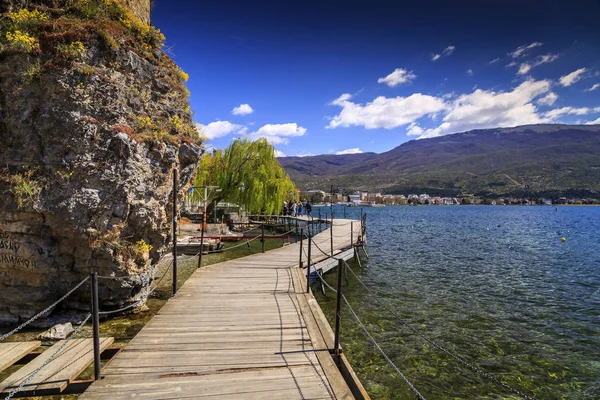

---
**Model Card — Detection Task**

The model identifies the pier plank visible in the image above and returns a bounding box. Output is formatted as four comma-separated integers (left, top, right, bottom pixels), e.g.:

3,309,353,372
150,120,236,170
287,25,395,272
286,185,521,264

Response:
82,218,363,400
0,337,113,395
0,341,41,372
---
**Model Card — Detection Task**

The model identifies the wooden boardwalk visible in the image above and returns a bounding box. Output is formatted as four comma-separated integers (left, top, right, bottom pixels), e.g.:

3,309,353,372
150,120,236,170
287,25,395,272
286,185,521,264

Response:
81,218,364,399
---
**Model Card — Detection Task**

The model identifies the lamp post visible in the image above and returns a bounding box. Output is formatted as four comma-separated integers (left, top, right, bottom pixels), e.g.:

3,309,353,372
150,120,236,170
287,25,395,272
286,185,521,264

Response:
189,185,220,269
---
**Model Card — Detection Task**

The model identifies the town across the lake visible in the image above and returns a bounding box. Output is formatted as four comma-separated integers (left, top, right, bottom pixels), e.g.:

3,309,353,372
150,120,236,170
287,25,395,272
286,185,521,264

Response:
300,189,599,206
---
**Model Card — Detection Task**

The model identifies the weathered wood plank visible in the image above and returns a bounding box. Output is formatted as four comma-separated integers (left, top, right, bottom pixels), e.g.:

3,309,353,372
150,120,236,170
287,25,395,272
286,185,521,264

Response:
81,218,364,399
0,341,41,372
0,337,113,394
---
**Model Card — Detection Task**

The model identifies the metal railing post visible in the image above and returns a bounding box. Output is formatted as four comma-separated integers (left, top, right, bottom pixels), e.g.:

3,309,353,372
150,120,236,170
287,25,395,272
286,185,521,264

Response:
330,219,334,256
261,223,265,253
91,272,101,381
333,259,343,356
197,223,204,269
306,231,312,293
351,221,355,259
172,169,178,296
298,228,303,268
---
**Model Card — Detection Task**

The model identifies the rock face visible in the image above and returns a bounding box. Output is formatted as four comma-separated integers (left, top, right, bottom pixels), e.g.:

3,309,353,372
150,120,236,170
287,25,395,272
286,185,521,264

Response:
0,0,202,326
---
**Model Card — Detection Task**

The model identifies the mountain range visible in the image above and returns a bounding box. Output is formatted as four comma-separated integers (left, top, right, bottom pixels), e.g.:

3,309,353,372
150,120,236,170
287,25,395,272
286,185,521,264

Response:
278,124,600,198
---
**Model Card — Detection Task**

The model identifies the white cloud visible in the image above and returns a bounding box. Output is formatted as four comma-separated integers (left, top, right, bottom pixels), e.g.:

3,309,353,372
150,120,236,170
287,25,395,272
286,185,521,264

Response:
537,92,558,106
327,93,446,130
248,123,307,144
585,117,600,125
377,68,416,87
231,103,254,116
431,45,455,61
406,122,424,136
543,106,595,120
517,53,560,75
509,42,543,58
585,83,600,92
197,121,247,139
274,149,286,157
559,68,587,87
416,79,552,139
489,58,501,64
506,61,518,68
466,69,473,76
336,148,363,155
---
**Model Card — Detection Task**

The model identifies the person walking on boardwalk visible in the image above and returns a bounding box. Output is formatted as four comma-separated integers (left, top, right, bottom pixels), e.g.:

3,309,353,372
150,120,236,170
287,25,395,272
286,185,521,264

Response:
306,201,312,216
291,202,297,217
297,202,302,216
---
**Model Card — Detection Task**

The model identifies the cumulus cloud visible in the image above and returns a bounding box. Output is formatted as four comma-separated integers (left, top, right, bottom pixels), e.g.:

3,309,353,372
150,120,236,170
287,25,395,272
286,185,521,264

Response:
377,68,416,87
543,106,596,120
327,93,446,130
197,121,247,139
559,68,587,87
231,103,254,115
414,79,552,139
431,45,455,61
466,69,474,76
585,83,600,92
585,117,600,125
248,123,307,144
517,53,560,75
336,148,363,155
509,42,543,58
274,149,286,157
537,92,558,106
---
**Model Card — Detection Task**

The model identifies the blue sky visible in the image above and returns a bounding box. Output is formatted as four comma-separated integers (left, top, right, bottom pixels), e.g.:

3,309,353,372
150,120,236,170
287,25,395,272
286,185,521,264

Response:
152,0,600,157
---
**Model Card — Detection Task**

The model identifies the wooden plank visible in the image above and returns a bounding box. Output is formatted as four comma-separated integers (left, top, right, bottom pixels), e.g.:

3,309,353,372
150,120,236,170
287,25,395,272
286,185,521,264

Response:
0,341,41,372
0,337,114,395
81,219,365,399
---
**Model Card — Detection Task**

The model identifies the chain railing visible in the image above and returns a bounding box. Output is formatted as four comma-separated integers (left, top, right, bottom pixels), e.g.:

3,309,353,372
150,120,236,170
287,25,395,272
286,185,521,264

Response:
342,260,535,400
0,276,90,342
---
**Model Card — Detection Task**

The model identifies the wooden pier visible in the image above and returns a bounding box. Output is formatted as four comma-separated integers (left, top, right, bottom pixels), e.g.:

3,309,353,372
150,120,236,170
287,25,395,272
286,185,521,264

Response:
80,217,368,399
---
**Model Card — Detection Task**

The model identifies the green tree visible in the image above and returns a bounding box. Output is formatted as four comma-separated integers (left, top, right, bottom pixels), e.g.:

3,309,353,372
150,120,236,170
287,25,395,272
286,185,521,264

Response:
193,138,296,214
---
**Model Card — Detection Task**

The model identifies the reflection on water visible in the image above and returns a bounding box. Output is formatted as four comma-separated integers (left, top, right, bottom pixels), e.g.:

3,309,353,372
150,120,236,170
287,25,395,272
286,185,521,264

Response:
316,205,600,399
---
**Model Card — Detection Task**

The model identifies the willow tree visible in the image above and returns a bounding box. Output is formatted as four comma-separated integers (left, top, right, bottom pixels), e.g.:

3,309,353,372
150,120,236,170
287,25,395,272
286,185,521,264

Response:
194,138,296,214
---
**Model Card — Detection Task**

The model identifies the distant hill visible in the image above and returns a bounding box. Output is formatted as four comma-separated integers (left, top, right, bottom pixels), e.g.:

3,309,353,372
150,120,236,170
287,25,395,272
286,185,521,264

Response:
278,124,600,198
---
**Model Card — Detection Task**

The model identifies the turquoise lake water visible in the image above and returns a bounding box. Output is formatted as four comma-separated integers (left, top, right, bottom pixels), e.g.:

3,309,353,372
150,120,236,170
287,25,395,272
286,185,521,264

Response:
315,205,600,399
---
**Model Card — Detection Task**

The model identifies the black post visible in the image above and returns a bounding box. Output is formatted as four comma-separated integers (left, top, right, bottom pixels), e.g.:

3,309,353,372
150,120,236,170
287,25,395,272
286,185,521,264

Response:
351,221,355,259
330,218,334,256
298,228,304,268
172,169,178,296
91,272,101,381
333,259,343,356
261,223,265,253
197,223,205,269
306,231,312,293
330,184,333,219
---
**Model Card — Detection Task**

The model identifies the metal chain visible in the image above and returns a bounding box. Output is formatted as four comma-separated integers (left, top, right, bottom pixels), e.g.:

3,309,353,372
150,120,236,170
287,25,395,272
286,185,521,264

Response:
99,259,174,316
341,294,427,400
4,313,91,400
0,277,90,342
343,261,535,400
313,270,425,399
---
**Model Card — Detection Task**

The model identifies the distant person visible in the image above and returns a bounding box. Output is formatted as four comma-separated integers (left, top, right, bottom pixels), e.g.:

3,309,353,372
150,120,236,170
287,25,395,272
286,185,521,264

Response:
282,201,288,216
297,202,303,216
291,202,297,217
306,201,312,216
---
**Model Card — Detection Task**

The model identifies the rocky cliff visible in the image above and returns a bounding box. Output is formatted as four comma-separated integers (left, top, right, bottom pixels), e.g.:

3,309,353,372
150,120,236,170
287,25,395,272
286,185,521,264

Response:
0,0,202,325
